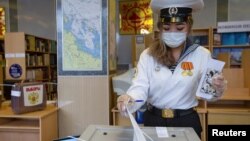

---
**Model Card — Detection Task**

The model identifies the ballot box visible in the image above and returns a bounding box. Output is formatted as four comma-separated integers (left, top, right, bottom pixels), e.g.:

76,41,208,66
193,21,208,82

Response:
79,125,200,141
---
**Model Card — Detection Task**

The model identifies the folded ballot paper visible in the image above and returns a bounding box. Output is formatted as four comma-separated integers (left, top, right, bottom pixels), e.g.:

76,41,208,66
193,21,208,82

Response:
126,105,154,141
196,58,225,100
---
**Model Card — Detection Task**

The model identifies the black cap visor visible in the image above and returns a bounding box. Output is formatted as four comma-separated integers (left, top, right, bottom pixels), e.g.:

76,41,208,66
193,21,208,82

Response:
160,7,192,23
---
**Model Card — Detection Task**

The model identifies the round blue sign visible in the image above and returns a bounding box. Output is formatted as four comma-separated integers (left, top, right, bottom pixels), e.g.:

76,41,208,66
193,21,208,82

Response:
9,64,22,78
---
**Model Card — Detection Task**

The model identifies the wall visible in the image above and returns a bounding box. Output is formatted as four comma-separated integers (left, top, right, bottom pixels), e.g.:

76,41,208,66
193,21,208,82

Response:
116,35,132,66
58,77,109,137
193,0,217,28
16,0,56,40
228,0,250,21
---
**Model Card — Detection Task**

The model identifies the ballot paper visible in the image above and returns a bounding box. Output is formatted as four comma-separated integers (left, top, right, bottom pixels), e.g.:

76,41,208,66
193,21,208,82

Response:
196,58,225,100
156,127,169,138
126,105,153,141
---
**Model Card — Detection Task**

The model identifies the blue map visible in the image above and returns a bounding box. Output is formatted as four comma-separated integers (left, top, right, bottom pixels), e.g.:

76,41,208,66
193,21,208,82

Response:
62,0,102,71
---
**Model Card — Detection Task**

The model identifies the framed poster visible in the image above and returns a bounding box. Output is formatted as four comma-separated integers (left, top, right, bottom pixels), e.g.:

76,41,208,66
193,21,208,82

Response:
109,0,117,72
0,7,6,39
119,0,153,35
57,0,107,75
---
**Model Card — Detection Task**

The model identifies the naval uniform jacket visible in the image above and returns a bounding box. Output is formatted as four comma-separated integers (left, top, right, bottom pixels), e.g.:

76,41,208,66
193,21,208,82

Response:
127,44,216,113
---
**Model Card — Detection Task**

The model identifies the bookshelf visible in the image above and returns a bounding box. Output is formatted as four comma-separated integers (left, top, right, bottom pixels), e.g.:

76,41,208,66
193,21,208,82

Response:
211,28,250,68
4,32,57,100
191,28,212,50
48,41,57,100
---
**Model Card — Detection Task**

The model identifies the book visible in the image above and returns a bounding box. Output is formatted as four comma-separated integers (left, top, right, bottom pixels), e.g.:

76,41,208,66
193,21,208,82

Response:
234,32,248,45
230,48,243,66
213,33,221,45
222,33,235,45
191,35,208,46
248,33,250,45
196,58,225,100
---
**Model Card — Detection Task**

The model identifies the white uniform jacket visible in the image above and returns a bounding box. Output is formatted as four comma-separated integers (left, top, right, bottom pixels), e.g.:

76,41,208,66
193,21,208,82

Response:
127,44,212,113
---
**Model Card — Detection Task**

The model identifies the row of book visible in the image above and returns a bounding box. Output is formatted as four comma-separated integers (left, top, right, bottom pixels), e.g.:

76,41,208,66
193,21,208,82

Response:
214,32,250,46
191,32,250,46
213,48,243,66
50,68,57,81
50,55,57,66
190,35,208,46
46,83,57,100
26,54,50,67
26,68,49,81
50,41,57,53
25,35,57,53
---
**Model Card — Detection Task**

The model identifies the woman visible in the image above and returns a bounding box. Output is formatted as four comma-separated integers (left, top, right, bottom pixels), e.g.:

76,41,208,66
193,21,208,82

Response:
117,0,227,138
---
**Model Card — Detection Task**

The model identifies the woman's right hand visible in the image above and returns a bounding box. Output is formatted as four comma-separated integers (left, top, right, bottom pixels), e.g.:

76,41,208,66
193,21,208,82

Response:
117,94,133,117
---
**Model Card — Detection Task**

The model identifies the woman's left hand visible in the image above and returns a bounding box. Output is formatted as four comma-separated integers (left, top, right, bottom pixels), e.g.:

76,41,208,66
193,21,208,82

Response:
211,73,227,98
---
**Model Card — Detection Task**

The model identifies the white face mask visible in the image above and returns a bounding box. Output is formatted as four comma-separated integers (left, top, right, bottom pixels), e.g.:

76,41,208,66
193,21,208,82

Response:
162,32,187,48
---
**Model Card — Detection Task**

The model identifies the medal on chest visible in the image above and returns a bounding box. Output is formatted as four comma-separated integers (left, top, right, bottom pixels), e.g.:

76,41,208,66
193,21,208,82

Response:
181,62,194,76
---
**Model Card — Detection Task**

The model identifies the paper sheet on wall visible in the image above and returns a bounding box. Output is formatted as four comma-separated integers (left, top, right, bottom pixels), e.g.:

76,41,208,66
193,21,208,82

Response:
126,105,153,141
196,58,225,100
